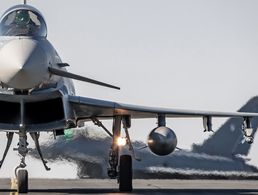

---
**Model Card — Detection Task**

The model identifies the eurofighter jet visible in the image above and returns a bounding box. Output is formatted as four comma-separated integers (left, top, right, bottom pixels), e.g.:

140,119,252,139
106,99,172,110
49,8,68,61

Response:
0,1,257,193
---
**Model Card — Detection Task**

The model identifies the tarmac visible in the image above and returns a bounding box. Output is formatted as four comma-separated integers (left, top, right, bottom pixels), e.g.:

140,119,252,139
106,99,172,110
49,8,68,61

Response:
1,179,258,195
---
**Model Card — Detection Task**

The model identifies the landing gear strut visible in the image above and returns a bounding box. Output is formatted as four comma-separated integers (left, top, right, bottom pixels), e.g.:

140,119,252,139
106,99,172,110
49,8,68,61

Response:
107,116,122,179
30,132,51,171
108,116,133,192
0,132,14,168
92,116,134,192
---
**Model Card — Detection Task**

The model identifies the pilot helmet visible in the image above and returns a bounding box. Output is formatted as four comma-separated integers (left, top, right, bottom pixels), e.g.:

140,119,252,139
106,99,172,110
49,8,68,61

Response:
15,10,30,25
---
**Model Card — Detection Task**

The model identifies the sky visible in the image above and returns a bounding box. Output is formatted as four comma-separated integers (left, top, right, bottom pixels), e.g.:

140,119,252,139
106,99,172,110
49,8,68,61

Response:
1,0,258,177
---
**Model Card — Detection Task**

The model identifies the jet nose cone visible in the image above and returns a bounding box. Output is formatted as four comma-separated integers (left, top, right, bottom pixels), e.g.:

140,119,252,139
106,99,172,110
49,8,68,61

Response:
0,39,49,89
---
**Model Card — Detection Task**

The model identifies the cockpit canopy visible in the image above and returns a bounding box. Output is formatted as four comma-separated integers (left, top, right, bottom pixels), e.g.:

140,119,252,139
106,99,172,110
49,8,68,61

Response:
0,6,47,37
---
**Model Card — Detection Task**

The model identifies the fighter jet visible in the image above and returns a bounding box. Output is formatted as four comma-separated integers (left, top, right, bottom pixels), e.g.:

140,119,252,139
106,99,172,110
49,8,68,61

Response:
0,1,257,193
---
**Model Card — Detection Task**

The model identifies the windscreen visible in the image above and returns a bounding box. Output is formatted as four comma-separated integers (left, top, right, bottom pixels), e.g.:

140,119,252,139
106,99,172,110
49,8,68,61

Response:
0,9,47,37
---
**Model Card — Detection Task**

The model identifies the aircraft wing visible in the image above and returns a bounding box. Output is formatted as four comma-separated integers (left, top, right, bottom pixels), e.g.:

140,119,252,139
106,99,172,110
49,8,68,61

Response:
68,95,258,120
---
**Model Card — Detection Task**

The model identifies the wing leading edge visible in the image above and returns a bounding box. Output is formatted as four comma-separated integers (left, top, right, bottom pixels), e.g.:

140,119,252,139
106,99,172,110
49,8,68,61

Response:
68,95,258,120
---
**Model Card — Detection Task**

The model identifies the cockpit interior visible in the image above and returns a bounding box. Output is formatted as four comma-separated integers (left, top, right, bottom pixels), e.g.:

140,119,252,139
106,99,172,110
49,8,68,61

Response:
0,7,47,37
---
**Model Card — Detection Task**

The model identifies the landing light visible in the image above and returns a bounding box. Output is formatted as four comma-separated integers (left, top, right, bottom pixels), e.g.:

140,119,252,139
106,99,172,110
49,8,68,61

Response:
117,137,127,146
147,139,154,144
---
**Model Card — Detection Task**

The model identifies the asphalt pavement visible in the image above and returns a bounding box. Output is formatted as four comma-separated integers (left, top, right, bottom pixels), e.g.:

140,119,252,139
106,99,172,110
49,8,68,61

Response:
1,179,258,195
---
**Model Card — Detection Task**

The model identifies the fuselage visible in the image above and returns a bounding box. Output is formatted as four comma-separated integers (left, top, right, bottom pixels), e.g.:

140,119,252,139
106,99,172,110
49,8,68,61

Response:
0,4,76,132
0,4,75,94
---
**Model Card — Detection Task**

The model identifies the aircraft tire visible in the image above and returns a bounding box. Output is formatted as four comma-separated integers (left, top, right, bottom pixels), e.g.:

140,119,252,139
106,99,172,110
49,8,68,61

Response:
119,155,132,192
17,169,28,193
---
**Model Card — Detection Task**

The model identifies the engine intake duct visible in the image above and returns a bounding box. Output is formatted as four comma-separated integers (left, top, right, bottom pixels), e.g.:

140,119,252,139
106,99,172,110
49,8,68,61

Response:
24,98,64,124
0,101,20,124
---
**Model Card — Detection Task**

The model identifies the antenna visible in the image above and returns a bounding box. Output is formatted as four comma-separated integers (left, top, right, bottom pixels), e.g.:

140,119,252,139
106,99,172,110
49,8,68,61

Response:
23,0,27,4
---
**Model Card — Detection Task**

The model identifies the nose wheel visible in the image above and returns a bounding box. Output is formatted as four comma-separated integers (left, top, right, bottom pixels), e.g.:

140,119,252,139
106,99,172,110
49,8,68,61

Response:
17,169,28,193
14,156,28,193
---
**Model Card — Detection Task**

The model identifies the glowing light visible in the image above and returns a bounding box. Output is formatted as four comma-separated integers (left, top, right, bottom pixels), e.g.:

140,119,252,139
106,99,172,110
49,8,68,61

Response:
147,139,154,144
117,137,127,146
64,129,73,140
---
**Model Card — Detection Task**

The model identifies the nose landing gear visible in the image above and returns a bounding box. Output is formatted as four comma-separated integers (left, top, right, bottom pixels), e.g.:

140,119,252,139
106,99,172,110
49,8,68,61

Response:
0,131,29,193
15,129,29,193
0,128,50,193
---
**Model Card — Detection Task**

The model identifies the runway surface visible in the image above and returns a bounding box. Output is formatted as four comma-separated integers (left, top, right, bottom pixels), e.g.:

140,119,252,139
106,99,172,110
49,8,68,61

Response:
1,179,258,194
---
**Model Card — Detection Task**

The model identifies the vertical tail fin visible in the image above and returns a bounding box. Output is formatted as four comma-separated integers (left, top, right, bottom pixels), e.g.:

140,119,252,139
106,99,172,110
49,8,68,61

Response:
192,96,258,157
